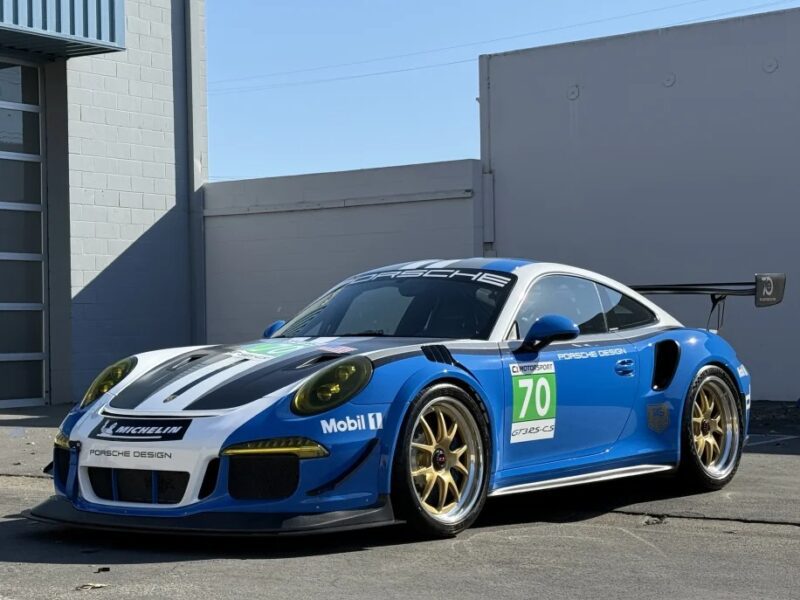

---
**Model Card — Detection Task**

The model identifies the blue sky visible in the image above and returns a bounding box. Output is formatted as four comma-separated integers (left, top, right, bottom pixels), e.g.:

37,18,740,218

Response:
207,0,800,180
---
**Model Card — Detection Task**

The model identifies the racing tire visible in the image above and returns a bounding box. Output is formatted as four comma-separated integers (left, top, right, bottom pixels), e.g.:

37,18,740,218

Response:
677,365,744,491
392,383,491,538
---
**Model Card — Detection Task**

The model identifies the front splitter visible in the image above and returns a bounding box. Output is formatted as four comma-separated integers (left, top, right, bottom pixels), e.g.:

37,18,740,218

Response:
26,495,397,536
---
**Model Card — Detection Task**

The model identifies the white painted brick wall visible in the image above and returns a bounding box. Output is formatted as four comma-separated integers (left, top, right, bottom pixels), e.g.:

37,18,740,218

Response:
67,0,194,399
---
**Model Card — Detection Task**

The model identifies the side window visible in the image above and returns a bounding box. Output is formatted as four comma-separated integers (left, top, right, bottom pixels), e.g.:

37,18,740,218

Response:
597,284,657,331
514,275,607,339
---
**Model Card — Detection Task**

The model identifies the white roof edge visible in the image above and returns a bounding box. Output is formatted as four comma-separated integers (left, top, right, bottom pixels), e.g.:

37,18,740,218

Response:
499,262,683,331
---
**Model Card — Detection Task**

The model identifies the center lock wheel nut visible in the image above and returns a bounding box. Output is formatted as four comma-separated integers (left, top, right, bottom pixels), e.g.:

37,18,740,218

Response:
432,448,447,471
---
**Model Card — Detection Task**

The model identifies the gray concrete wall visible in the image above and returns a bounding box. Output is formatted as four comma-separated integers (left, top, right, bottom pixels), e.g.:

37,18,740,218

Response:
62,0,206,402
204,160,482,344
480,8,799,400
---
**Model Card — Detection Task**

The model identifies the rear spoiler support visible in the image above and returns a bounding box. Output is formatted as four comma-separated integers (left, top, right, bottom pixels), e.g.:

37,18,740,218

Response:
631,273,785,330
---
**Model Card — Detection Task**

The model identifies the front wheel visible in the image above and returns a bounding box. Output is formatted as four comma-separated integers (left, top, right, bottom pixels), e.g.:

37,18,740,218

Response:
677,365,744,490
392,384,490,537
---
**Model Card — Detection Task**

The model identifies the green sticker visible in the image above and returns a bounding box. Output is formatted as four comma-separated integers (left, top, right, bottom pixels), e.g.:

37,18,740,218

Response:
512,373,556,422
509,361,557,443
237,341,313,358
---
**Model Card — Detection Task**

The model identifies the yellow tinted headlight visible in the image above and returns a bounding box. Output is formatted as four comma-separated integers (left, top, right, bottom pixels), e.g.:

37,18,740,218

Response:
292,356,372,416
54,430,70,450
221,437,328,458
80,357,137,408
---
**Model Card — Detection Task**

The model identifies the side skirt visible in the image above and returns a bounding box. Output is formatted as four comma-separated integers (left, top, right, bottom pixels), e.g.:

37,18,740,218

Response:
489,464,676,497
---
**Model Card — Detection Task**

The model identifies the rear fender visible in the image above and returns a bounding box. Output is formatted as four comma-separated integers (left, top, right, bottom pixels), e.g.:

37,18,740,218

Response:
626,329,749,460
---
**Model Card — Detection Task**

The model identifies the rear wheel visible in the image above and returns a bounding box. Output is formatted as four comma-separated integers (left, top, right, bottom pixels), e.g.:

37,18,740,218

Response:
392,384,490,537
678,366,743,490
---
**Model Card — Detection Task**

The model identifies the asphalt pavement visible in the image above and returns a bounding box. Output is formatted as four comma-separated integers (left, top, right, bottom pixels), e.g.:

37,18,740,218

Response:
0,402,797,600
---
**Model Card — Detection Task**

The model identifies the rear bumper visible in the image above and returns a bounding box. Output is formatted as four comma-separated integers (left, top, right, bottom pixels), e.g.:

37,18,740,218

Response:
26,494,396,536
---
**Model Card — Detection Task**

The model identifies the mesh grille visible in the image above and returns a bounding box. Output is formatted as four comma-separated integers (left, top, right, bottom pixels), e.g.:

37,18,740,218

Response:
88,467,189,504
227,455,299,500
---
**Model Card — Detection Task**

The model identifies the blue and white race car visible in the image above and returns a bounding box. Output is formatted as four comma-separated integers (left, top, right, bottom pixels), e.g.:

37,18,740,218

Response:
30,259,785,537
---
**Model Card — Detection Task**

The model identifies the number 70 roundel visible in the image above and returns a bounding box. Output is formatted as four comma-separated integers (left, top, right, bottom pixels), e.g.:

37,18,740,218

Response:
510,362,557,443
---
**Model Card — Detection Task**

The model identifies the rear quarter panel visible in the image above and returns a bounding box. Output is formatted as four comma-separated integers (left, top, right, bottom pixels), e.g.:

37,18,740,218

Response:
618,328,750,462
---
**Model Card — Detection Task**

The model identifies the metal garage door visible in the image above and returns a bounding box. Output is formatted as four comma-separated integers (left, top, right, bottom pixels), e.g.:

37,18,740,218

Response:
0,58,46,408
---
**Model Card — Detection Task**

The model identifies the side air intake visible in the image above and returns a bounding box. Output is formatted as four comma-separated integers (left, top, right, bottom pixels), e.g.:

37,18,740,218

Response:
652,340,680,391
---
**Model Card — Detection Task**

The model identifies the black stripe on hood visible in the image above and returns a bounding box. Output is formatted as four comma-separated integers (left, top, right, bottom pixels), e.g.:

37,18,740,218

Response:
162,358,249,403
110,337,441,412
108,349,235,410
183,337,441,411
184,352,340,410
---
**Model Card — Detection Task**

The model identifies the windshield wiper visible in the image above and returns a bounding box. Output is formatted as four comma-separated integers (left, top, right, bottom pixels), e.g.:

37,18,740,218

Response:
336,330,387,337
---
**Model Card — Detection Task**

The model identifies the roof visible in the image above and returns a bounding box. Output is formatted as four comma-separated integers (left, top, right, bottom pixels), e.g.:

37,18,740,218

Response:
366,258,534,274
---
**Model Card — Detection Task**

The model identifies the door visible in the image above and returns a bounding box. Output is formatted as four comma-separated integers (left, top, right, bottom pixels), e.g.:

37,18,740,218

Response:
0,59,46,408
500,275,638,471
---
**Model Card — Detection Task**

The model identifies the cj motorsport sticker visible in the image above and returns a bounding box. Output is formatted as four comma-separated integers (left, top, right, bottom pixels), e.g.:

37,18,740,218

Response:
510,362,556,443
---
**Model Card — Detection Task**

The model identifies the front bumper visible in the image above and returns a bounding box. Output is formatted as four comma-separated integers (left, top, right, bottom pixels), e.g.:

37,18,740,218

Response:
52,396,394,523
27,494,396,536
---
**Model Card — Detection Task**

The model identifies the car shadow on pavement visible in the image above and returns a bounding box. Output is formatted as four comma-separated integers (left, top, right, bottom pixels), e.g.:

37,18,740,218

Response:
475,473,695,529
0,511,419,564
0,473,705,564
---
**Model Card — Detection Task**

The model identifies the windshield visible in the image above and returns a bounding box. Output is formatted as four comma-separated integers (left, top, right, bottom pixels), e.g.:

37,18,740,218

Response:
277,269,516,340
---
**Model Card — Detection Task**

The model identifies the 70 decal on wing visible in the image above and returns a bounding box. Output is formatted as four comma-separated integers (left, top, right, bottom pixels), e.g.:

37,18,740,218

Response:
510,362,557,443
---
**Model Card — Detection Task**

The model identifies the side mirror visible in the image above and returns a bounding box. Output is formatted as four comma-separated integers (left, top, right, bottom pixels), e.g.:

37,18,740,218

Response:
520,314,579,351
263,320,286,339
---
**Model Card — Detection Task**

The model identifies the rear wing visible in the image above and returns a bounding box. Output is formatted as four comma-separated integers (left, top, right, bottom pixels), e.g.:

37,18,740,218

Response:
631,273,786,329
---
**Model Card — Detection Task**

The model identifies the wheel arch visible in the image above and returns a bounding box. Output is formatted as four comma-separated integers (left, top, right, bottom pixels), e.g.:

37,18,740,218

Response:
706,361,743,395
673,358,745,462
378,367,497,495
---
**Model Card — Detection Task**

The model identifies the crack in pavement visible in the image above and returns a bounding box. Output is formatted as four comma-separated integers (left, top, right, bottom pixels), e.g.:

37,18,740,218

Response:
610,508,800,528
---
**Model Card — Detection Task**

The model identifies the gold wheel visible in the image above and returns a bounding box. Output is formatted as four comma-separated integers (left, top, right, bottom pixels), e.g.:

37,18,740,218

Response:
408,397,484,524
690,375,740,479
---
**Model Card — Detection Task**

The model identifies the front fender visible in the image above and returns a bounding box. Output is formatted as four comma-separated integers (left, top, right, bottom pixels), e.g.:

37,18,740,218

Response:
353,356,498,495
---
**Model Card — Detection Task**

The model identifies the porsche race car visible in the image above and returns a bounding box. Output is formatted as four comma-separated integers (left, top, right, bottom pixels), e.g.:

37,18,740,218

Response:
30,258,786,537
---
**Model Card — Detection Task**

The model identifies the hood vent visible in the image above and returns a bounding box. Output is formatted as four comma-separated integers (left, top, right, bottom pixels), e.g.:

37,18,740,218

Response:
168,352,214,371
421,345,456,366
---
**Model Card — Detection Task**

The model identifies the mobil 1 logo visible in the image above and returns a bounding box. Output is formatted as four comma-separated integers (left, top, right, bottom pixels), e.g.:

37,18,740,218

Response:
509,361,557,443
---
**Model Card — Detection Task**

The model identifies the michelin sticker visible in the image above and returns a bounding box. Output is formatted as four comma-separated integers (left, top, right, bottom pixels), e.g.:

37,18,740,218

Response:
510,362,557,443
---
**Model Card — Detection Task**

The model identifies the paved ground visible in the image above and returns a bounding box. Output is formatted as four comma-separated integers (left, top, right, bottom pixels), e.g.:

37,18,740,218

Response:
0,402,797,600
